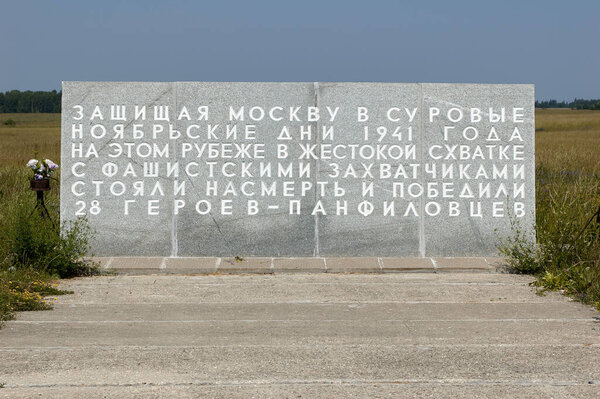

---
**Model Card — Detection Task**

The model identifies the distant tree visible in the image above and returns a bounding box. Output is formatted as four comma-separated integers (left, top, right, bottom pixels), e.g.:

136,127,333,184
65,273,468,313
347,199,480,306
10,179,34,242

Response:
536,98,600,109
0,90,62,113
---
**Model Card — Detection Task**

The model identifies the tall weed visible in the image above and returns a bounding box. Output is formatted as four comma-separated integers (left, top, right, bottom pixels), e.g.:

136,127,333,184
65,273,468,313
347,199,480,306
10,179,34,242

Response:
500,110,600,310
0,166,97,277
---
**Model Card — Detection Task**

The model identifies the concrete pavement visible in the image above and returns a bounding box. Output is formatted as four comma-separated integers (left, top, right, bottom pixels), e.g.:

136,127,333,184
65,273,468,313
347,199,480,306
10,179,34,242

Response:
1,273,599,398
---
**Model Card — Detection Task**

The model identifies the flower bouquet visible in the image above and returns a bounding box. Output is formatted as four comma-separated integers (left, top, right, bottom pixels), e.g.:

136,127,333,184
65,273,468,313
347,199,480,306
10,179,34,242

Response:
27,158,59,191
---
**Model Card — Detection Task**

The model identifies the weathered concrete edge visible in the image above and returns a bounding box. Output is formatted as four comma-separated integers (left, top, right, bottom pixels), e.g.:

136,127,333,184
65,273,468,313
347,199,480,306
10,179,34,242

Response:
88,257,503,274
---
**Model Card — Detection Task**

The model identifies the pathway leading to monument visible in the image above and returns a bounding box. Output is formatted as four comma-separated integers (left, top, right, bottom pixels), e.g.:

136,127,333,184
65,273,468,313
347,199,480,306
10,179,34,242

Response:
1,272,599,398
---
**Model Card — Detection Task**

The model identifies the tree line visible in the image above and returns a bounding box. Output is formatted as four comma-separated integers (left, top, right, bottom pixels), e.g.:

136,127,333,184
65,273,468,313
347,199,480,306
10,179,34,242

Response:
0,90,61,113
536,98,600,110
1,90,599,113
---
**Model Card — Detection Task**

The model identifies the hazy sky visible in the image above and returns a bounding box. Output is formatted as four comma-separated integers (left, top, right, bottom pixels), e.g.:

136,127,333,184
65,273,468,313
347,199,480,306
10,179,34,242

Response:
1,0,598,100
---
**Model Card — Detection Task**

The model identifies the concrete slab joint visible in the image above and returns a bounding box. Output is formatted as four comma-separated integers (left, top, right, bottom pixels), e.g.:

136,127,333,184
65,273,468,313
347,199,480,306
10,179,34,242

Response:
89,256,499,274
2,272,598,397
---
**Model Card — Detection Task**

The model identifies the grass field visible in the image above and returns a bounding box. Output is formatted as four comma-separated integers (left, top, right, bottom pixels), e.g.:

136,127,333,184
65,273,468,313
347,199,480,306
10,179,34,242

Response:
536,109,600,175
0,110,599,318
526,109,600,308
0,113,60,166
0,113,88,325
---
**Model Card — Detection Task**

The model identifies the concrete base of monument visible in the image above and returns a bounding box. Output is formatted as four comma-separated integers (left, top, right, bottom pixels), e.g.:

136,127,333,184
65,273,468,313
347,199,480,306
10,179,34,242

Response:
88,256,505,275
2,273,599,397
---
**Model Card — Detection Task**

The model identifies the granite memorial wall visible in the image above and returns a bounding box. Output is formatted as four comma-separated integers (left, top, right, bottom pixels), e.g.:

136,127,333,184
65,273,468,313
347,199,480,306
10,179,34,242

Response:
60,82,535,257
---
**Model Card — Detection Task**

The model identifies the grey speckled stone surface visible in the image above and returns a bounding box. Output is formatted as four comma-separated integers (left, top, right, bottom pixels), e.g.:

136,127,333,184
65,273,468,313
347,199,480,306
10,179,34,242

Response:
421,84,535,256
316,83,421,256
61,82,534,257
61,82,176,256
175,83,316,256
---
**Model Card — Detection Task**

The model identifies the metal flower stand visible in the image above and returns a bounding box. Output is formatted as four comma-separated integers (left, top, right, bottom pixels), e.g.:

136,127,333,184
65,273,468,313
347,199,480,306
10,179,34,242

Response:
30,178,57,230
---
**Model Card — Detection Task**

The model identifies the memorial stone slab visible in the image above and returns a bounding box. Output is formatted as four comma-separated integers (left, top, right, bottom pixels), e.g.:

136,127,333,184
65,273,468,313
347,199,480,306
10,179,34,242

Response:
61,82,176,256
316,83,421,256
421,84,535,256
174,82,317,256
61,82,535,257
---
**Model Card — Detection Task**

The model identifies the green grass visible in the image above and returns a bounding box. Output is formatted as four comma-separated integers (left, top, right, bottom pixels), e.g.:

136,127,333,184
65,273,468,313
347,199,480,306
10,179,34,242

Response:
500,109,600,309
0,113,97,324
0,268,72,326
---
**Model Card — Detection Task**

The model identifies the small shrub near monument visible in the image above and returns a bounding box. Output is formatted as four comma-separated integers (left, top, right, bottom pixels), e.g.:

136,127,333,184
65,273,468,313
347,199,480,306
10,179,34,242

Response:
499,110,600,310
7,204,97,278
0,162,98,325
1,163,98,277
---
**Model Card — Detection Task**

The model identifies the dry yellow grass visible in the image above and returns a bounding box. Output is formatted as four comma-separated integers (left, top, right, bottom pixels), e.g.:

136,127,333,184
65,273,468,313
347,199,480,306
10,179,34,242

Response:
536,108,600,132
0,113,60,166
529,109,599,308
535,109,600,175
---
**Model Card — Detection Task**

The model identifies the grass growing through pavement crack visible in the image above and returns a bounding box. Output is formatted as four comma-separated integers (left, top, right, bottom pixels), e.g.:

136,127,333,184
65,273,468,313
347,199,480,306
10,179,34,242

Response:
0,268,73,327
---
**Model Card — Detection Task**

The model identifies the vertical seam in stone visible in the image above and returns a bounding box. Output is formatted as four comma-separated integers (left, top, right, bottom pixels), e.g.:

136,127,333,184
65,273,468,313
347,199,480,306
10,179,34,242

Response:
215,257,221,272
105,257,114,269
159,257,167,270
418,83,426,258
171,82,179,257
377,257,383,271
313,82,320,257
430,257,438,273
530,85,537,247
484,257,495,273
